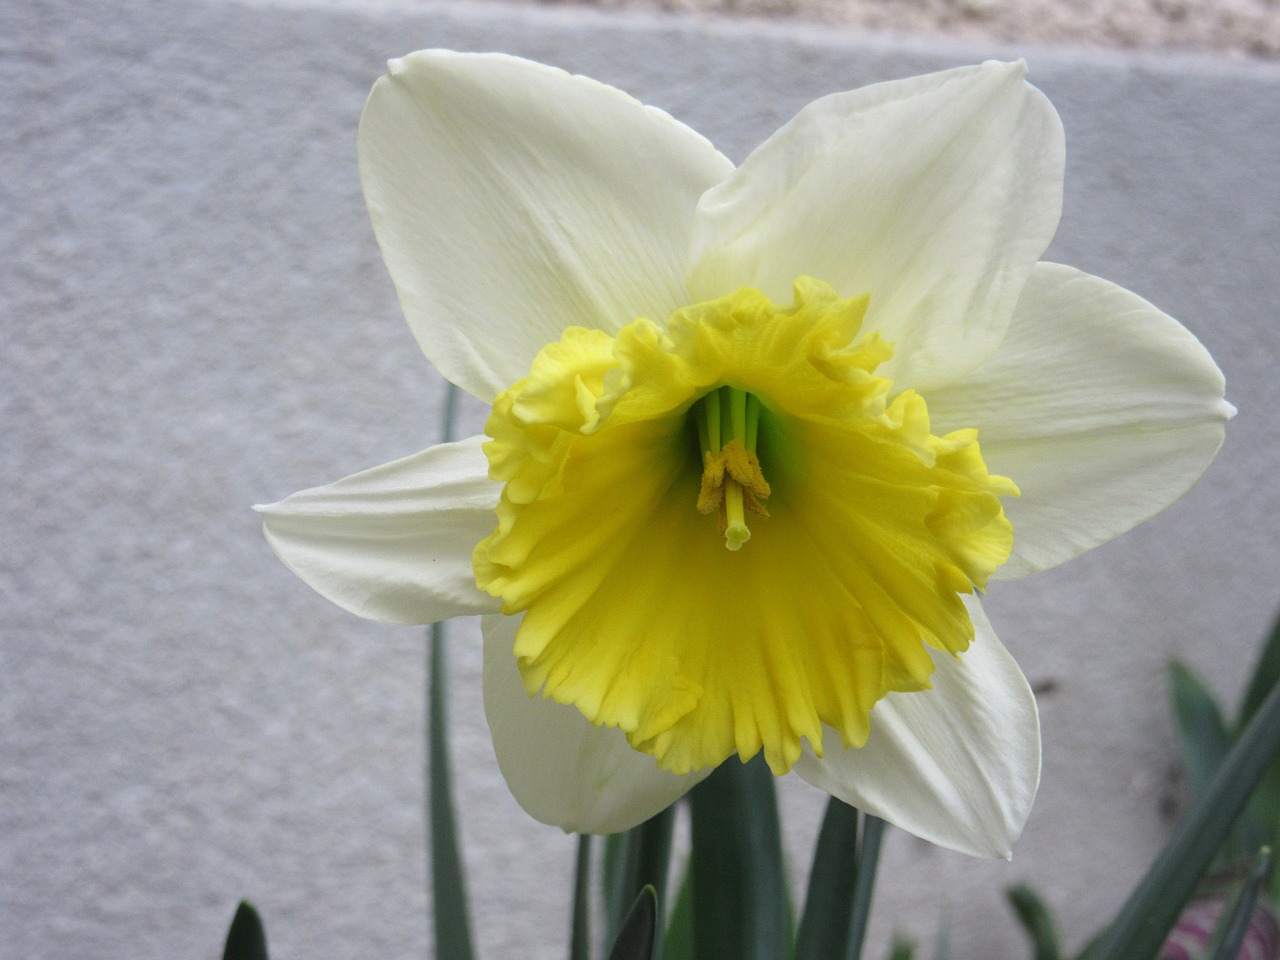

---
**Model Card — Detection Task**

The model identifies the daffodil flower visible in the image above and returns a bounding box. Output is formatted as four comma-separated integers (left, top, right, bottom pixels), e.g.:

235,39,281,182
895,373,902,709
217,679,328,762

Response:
258,52,1232,858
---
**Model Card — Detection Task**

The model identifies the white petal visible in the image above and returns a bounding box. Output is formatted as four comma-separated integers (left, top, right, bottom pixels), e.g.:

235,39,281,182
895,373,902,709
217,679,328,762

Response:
359,51,734,401
482,614,704,834
794,598,1039,859
928,262,1234,581
257,436,501,624
687,61,1063,390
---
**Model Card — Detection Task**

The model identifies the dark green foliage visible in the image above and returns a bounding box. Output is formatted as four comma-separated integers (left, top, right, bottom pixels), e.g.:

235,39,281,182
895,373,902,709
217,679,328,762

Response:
222,901,268,960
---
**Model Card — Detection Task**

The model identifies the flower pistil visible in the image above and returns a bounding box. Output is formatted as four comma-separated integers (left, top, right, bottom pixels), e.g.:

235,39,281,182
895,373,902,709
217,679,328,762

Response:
695,387,772,549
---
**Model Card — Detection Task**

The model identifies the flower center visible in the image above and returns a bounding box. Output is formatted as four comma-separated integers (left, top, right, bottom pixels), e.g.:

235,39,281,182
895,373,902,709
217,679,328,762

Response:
473,277,1018,776
694,387,771,550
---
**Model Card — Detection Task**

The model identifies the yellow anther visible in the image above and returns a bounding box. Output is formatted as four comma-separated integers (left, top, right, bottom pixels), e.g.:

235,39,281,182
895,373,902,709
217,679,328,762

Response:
698,437,771,547
697,450,726,515
721,440,771,502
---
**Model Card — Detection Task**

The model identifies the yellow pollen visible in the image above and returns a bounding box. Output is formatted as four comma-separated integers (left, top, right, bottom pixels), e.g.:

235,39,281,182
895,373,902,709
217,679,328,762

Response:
698,439,771,550
695,388,771,549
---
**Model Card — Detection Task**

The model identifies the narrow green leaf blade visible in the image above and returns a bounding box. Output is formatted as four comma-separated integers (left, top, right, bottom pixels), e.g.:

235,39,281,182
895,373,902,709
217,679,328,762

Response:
846,816,886,960
604,830,629,945
1209,848,1273,960
428,624,476,960
571,834,593,960
1071,932,1102,960
223,901,268,960
795,797,861,960
1169,661,1234,800
1237,606,1280,892
1089,678,1280,960
689,756,791,960
609,886,659,960
1238,606,1280,729
663,866,694,960
1006,885,1062,960
605,806,677,956
634,804,677,949
1254,765,1280,898
888,936,916,960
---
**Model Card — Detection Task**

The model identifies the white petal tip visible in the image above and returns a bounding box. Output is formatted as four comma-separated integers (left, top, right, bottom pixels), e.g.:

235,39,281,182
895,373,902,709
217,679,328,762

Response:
984,58,1028,77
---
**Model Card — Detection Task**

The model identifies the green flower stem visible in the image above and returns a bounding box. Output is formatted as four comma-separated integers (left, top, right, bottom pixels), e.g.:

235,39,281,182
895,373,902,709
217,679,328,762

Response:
428,622,476,960
689,756,790,960
1090,676,1280,960
426,381,476,960
570,834,592,960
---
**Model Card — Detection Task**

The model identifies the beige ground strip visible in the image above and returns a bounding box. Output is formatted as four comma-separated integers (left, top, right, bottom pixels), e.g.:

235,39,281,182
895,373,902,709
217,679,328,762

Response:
527,0,1280,58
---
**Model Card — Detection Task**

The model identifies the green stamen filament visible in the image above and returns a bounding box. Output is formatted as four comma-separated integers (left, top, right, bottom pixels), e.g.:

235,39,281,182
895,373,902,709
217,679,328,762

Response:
729,388,747,445
706,389,722,451
746,393,760,451
696,387,771,550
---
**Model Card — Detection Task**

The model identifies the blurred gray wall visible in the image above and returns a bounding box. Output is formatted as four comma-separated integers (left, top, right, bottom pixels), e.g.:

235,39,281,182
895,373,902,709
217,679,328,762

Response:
4,0,1279,957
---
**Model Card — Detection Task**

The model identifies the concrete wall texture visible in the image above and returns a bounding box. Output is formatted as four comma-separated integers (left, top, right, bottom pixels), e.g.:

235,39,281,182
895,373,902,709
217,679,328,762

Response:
4,0,1279,957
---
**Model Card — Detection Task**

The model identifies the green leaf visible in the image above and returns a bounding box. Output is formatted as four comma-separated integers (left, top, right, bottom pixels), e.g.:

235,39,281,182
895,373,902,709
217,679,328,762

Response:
847,816,886,960
663,864,694,960
428,624,476,960
1006,885,1062,960
605,806,677,957
794,797,861,960
571,834,592,960
609,886,659,960
1208,848,1273,960
1237,607,1280,891
1253,766,1280,899
1168,661,1234,801
888,937,915,960
664,873,694,960
1070,932,1102,960
634,805,677,948
1089,677,1280,960
689,756,791,960
222,901,268,960
1237,606,1280,730
604,831,628,944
